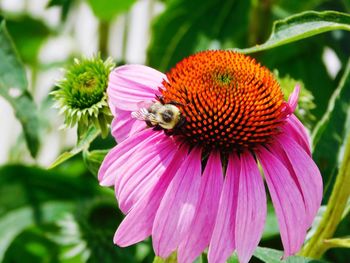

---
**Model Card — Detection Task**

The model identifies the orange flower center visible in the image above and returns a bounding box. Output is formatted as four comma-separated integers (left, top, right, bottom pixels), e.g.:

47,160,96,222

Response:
161,50,285,151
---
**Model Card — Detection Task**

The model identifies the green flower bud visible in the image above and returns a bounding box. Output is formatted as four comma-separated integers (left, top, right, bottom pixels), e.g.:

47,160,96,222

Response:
51,55,115,138
274,70,316,129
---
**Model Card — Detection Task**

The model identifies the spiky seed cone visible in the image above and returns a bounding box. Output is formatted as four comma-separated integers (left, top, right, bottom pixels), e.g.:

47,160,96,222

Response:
51,56,115,138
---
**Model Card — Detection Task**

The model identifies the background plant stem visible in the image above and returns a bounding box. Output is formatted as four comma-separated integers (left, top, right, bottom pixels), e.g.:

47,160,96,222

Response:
248,0,273,46
98,21,110,58
121,13,130,63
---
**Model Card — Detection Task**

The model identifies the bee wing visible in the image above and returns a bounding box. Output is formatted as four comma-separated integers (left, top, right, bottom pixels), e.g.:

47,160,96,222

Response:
131,107,150,121
131,100,157,121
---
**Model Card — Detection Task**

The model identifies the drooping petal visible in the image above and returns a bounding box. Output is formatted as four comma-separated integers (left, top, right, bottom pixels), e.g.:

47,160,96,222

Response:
208,153,239,263
114,147,187,247
98,129,157,183
258,147,307,257
288,84,300,113
111,110,146,142
108,65,165,112
235,151,267,263
177,151,224,263
282,114,311,155
275,134,323,227
116,137,178,213
152,148,202,258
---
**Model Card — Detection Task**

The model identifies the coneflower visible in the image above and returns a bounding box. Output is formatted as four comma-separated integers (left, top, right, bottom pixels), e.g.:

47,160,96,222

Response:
98,50,323,263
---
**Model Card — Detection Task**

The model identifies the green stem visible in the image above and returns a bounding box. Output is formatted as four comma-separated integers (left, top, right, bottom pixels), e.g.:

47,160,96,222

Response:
300,133,350,258
323,237,350,249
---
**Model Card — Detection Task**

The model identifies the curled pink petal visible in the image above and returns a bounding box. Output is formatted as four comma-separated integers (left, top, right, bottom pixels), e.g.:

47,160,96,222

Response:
108,65,165,112
235,151,267,263
152,148,202,258
282,114,311,156
208,153,239,263
285,114,311,155
178,151,224,263
114,147,188,247
258,147,307,257
288,84,300,113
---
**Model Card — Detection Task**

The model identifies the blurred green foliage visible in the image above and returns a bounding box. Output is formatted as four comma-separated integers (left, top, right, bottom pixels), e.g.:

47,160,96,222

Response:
0,0,350,262
0,18,40,157
312,58,350,203
6,16,51,64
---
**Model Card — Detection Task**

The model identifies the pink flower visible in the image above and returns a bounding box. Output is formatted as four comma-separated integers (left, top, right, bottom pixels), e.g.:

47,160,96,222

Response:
98,51,323,263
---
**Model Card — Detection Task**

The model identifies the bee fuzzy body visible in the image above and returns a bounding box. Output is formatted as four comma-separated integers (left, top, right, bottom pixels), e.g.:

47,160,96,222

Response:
132,100,185,131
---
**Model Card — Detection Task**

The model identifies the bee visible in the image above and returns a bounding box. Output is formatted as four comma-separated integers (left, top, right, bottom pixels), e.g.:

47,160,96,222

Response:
131,98,185,130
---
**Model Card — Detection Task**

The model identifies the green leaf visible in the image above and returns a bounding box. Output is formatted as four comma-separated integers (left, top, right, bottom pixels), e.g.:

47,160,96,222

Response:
50,126,100,168
83,149,108,176
0,163,103,261
75,198,139,263
0,18,40,157
3,227,61,263
86,0,136,21
236,11,350,54
147,0,251,71
0,164,98,217
253,247,327,263
0,163,133,262
0,202,75,262
312,57,350,201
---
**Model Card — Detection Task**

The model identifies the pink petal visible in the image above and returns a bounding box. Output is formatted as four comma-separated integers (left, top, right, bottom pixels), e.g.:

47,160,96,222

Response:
99,130,163,187
258,147,307,257
152,148,202,258
276,134,323,227
117,137,178,213
111,110,146,142
288,84,300,113
108,65,165,112
177,151,224,263
235,151,267,263
282,114,311,155
114,147,188,247
208,153,239,263
113,134,172,194
98,129,157,183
